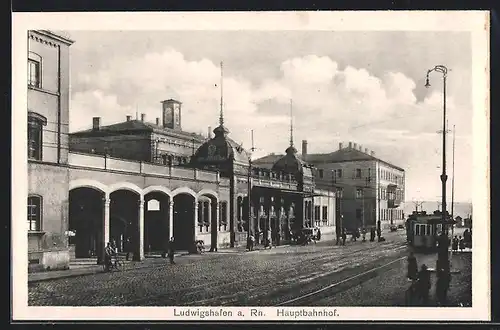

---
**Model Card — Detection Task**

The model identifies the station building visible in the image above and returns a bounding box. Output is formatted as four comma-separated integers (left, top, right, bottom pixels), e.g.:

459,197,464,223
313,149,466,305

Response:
254,140,406,233
27,31,336,272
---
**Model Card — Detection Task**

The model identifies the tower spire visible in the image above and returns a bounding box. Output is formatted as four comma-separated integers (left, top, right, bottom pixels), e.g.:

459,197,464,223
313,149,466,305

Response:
213,61,229,137
285,98,297,155
289,99,294,147
219,61,224,126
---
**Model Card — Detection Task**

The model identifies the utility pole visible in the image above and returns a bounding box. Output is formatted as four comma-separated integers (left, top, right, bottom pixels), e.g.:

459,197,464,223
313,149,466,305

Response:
247,129,256,241
449,125,456,267
413,200,424,213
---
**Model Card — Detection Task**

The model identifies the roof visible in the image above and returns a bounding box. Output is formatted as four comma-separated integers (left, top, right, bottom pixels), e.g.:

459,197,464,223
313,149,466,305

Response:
69,119,206,142
305,147,404,171
254,147,404,171
191,124,250,166
35,30,75,45
252,153,284,168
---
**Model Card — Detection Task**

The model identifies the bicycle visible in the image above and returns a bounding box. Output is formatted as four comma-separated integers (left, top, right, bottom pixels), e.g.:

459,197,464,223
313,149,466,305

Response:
103,254,123,272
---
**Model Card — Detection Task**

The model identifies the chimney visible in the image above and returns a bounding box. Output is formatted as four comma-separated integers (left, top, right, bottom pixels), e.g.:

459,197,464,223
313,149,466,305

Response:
92,117,101,130
156,117,160,126
359,144,362,151
364,148,368,154
141,113,146,122
348,141,352,149
339,142,343,150
302,140,308,158
208,126,212,139
126,115,131,122
353,142,357,150
370,150,375,156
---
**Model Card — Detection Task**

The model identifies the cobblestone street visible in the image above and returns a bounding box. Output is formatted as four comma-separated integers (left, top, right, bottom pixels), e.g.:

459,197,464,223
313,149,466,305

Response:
29,233,416,306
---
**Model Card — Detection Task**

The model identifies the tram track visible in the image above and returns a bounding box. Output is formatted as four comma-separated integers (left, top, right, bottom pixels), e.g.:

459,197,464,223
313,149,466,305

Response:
275,255,406,306
29,240,406,306
126,241,406,306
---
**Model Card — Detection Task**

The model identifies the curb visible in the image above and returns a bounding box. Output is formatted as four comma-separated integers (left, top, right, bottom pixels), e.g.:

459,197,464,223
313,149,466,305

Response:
29,253,190,283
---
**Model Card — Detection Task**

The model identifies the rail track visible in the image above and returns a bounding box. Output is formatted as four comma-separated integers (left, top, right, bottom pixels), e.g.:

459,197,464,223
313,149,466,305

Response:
275,256,406,306
29,240,407,306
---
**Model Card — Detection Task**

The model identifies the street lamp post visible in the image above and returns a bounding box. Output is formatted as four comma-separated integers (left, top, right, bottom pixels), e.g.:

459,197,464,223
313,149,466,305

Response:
425,65,451,290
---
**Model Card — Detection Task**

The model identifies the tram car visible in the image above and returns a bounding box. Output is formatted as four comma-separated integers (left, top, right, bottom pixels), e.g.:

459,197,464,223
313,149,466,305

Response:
405,211,455,250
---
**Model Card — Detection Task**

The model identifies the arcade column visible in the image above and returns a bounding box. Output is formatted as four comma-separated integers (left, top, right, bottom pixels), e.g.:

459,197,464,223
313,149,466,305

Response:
194,200,199,242
216,201,220,230
100,197,110,264
169,200,174,239
134,198,145,261
207,200,212,230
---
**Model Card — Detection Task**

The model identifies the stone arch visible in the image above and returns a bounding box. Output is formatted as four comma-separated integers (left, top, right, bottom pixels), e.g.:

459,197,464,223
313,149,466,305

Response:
172,186,197,199
143,185,173,198
70,179,108,195
197,189,219,201
108,182,143,196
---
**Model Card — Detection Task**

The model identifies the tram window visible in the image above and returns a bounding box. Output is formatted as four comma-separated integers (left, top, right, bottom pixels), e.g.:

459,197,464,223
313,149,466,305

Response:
415,224,420,236
426,225,432,235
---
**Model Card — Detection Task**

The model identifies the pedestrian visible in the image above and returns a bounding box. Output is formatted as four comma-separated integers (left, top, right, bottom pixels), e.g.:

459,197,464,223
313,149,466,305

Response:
377,227,382,242
167,237,176,264
407,251,418,281
436,265,451,306
452,235,458,252
459,236,465,251
463,229,471,249
417,264,431,305
247,233,255,251
370,227,375,242
336,228,341,245
124,237,132,261
361,228,367,242
104,242,113,271
341,228,347,246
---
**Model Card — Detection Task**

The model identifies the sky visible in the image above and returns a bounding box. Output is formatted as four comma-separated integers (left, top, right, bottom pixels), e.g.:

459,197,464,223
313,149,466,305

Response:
64,30,473,203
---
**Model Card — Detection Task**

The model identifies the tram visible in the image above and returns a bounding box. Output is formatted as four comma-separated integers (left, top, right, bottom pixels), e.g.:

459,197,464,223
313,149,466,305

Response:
405,211,455,250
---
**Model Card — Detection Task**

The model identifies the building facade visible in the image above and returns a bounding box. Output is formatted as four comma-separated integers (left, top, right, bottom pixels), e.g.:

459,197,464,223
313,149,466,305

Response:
27,37,336,272
27,30,74,271
254,140,405,233
69,99,207,166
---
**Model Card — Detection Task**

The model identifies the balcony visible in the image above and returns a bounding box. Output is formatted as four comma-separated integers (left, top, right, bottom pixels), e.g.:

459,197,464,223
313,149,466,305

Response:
250,167,298,191
68,151,223,184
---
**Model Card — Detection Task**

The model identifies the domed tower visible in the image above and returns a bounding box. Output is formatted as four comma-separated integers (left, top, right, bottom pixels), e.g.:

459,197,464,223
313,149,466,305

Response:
271,100,314,191
190,62,250,175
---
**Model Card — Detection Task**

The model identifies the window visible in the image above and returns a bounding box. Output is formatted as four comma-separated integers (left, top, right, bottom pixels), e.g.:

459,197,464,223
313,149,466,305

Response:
314,205,321,226
314,206,320,221
356,188,363,199
28,196,42,231
426,225,432,236
28,58,41,88
28,113,46,161
336,188,343,198
356,209,362,219
322,206,328,222
318,169,324,178
337,169,343,178
237,197,244,232
197,201,204,231
356,169,362,178
203,201,210,232
219,201,228,231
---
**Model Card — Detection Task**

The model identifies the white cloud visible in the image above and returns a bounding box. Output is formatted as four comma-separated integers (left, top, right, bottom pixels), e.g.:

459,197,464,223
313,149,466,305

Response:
69,50,472,202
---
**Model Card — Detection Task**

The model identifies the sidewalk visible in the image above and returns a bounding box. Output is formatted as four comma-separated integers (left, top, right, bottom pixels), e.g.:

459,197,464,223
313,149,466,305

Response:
28,251,188,283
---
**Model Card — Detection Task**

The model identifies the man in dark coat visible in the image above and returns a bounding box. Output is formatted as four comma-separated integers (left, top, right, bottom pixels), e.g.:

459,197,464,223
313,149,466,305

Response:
417,264,431,305
370,227,375,242
167,237,175,264
436,263,451,306
407,251,418,280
